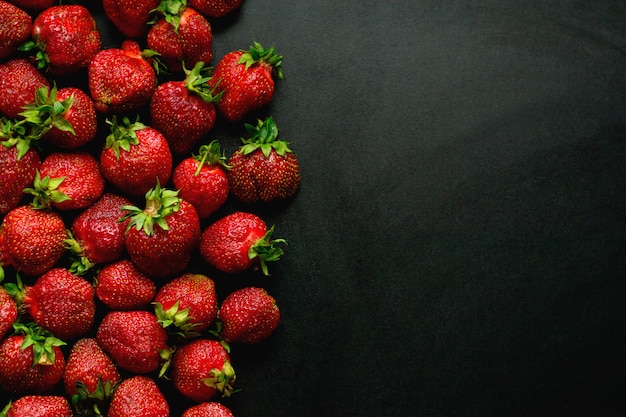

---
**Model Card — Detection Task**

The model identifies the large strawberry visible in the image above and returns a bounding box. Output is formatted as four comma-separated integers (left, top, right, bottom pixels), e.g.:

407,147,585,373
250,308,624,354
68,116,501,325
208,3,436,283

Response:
171,338,235,402
172,140,229,219
0,59,50,119
0,140,40,215
199,211,285,275
0,0,32,61
108,376,169,417
188,0,243,18
43,87,97,149
228,116,300,203
122,183,201,279
99,115,173,197
208,41,283,121
150,61,220,154
0,395,73,417
94,260,156,311
102,0,160,39
218,286,280,344
182,402,235,417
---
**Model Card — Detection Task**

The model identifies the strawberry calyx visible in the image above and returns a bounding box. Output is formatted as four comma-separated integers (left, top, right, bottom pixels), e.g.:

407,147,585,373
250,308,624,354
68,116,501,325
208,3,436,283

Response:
240,116,293,158
65,231,95,276
184,61,222,104
121,181,181,236
193,140,230,176
202,360,236,398
104,116,143,159
154,300,201,338
238,41,284,79
249,225,286,276
23,170,71,210
12,321,66,366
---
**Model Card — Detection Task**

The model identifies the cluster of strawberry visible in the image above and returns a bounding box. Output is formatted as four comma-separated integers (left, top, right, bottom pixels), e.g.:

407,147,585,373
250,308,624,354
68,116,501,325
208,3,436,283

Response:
0,0,300,416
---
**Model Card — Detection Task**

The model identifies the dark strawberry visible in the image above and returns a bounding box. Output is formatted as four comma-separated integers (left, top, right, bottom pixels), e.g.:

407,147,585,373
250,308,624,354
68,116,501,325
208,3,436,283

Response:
199,211,285,275
0,59,50,119
95,260,156,311
0,140,40,215
0,395,72,417
182,402,235,417
108,376,169,417
208,41,283,121
0,282,18,341
99,115,173,197
218,286,280,344
172,338,235,402
150,61,220,154
172,140,229,219
96,310,170,374
43,87,97,149
0,0,32,61
122,183,201,279
188,0,243,18
102,0,161,39
88,40,158,114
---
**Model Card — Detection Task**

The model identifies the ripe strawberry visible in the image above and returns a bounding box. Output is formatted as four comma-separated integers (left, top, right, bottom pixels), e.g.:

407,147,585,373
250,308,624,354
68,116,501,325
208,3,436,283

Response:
102,0,161,39
0,140,40,215
199,211,285,275
95,260,156,310
0,205,67,277
96,310,170,374
188,0,243,18
154,273,218,337
172,140,229,219
99,115,173,197
208,41,283,121
218,286,280,344
0,395,72,417
108,376,169,417
122,183,201,279
0,0,32,61
24,5,101,75
150,61,220,154
182,402,235,417
88,40,158,114
147,4,213,74
228,116,300,203
0,59,50,119
171,338,235,402
43,87,97,149
0,284,18,341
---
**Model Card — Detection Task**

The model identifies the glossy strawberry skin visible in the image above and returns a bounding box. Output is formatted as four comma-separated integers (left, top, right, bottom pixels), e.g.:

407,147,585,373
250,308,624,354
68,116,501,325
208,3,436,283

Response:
0,59,50,119
102,0,160,39
188,0,243,18
44,87,97,149
95,259,156,310
0,287,18,340
4,395,73,417
218,286,280,344
108,376,169,417
63,337,121,397
0,0,32,60
182,402,235,417
0,145,40,215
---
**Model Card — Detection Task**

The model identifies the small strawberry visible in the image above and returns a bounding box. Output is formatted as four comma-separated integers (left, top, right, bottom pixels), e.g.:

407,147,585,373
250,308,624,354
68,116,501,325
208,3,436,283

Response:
43,87,97,149
228,116,300,203
102,0,161,39
218,286,280,344
96,310,170,374
99,115,173,197
0,139,40,215
188,0,243,18
172,140,229,219
108,376,169,417
171,338,235,402
94,260,156,311
153,273,218,337
208,41,283,121
182,402,235,417
0,59,50,119
0,395,72,417
150,61,220,154
88,40,158,114
0,281,18,340
199,211,285,275
122,183,201,279
0,0,32,61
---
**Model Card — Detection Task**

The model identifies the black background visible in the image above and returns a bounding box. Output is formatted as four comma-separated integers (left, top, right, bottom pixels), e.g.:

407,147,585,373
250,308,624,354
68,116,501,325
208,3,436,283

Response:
4,0,626,416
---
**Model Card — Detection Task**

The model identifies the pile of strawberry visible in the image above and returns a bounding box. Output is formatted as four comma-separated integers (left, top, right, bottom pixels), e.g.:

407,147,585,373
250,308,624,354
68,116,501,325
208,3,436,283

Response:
0,0,301,415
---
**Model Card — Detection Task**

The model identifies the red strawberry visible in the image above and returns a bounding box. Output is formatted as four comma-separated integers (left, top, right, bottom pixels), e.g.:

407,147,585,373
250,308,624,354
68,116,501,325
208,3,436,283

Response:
228,116,300,203
0,395,72,417
0,59,50,119
218,286,280,344
122,183,201,279
0,284,18,341
150,61,220,154
25,5,101,75
100,115,173,197
0,140,40,215
147,4,213,74
208,41,283,121
88,40,158,114
188,0,243,18
108,376,169,417
172,140,229,219
0,0,32,61
171,338,235,402
154,273,218,337
199,211,285,275
95,260,156,310
96,310,170,374
43,87,97,149
0,205,67,277
182,402,235,417
102,0,161,39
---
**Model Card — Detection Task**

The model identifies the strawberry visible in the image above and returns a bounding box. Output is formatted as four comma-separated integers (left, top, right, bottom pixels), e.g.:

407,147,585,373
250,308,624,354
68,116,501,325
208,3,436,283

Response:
0,205,67,277
94,259,156,310
188,0,243,18
0,59,50,119
24,5,101,75
99,115,173,197
0,140,40,215
0,395,72,417
88,40,158,114
43,87,97,149
153,273,218,337
150,61,220,154
172,140,229,219
208,41,283,121
0,283,18,341
102,0,161,39
228,116,300,203
0,323,66,394
182,402,235,417
0,0,32,61
199,211,285,275
147,4,213,74
218,286,280,344
96,310,170,374
122,183,201,279
108,376,169,417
